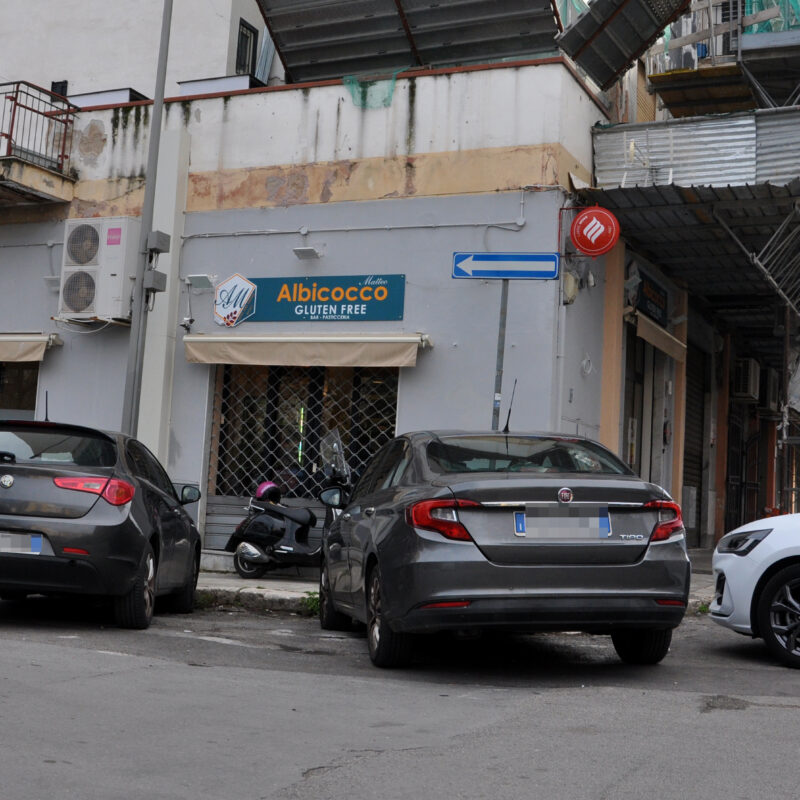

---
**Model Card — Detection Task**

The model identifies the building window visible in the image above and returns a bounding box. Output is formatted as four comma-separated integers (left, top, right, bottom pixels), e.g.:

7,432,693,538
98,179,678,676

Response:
0,362,38,419
235,20,258,76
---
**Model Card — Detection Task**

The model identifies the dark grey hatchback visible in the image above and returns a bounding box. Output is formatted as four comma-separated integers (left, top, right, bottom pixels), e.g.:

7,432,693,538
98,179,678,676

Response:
318,431,691,667
0,421,201,628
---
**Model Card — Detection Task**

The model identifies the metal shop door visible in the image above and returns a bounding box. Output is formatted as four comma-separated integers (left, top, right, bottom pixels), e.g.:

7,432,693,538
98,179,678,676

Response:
682,344,707,547
203,364,399,549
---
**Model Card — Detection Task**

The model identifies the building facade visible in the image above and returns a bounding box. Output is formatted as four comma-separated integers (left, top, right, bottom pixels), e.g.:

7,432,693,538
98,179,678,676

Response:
2,0,797,551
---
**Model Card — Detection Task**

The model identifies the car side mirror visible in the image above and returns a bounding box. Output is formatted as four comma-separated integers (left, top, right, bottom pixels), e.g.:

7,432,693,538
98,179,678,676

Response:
180,485,201,505
319,486,346,508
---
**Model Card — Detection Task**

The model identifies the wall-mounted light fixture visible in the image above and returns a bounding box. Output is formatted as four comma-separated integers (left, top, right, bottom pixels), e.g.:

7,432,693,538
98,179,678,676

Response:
185,274,216,290
292,245,324,260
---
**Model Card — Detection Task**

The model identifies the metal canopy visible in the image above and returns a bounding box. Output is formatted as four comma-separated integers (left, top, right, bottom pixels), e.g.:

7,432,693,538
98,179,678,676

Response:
556,0,691,90
577,181,800,367
256,0,562,83
648,64,756,118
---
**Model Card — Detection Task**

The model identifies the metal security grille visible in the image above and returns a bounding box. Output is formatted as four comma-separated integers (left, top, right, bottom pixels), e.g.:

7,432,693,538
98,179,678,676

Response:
208,364,399,500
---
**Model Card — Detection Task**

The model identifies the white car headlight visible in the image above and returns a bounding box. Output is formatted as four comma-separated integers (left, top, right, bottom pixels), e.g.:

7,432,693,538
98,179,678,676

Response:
716,528,772,557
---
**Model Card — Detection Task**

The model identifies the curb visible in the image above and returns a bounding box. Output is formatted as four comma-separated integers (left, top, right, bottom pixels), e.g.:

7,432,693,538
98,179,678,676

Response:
195,586,312,615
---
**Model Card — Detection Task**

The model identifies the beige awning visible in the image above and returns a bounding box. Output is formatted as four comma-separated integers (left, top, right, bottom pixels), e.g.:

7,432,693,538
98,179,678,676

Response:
183,333,432,368
635,313,686,363
0,333,63,362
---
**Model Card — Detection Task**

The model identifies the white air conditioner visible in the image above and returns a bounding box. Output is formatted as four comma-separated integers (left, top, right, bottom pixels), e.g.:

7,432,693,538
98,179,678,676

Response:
733,358,760,402
58,217,140,320
761,368,780,413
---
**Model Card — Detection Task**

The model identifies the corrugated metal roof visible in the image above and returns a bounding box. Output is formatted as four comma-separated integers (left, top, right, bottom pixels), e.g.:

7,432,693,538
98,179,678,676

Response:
593,107,800,190
557,0,691,90
756,111,800,185
556,0,691,90
594,114,756,188
578,181,800,367
256,0,561,83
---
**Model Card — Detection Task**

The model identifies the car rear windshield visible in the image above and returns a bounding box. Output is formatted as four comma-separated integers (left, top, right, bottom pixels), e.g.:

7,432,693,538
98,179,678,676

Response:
426,435,631,476
0,426,116,467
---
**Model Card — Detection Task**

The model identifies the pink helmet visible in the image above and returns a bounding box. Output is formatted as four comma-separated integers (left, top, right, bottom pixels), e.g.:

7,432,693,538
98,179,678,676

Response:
255,480,281,502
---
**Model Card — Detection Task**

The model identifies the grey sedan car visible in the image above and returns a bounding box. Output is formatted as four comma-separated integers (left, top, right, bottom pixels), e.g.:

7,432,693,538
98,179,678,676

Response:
0,420,201,628
318,431,690,667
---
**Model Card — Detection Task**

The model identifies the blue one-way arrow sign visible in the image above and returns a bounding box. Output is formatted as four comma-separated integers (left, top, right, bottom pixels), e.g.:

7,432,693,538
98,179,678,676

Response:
452,252,559,280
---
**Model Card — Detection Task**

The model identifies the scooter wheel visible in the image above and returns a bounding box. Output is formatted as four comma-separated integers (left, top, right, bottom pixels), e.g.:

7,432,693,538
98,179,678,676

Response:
233,551,269,579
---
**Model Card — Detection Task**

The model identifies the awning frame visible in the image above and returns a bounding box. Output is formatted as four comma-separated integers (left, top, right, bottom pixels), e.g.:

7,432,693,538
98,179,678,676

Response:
183,332,432,368
0,333,63,362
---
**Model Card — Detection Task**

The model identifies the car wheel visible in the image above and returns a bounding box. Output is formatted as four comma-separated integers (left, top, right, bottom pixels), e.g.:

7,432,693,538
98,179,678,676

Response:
233,550,268,579
114,542,156,630
169,550,199,614
611,628,672,665
756,564,800,669
366,565,411,668
319,558,350,631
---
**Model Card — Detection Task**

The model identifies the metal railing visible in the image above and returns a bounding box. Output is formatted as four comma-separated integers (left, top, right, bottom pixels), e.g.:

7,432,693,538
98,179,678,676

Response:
0,81,78,174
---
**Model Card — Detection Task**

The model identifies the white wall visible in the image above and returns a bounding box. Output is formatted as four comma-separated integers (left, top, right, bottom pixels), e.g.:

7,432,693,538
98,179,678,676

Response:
0,0,264,97
71,63,602,182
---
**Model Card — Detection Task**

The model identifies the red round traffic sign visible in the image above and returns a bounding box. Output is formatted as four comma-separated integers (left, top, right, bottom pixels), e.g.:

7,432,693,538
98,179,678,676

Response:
570,206,620,257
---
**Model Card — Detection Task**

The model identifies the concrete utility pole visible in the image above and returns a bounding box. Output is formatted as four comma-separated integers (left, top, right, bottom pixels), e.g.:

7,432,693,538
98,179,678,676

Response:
121,0,174,437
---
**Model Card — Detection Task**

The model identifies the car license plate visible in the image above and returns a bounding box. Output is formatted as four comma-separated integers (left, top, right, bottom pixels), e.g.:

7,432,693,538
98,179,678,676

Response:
0,532,44,554
514,508,612,539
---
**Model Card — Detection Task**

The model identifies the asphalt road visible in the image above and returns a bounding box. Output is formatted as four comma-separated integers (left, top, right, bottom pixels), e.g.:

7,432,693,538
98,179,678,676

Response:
1,597,797,800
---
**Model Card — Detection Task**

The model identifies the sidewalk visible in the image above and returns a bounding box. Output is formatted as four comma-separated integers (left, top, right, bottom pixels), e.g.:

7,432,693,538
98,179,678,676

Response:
195,548,716,616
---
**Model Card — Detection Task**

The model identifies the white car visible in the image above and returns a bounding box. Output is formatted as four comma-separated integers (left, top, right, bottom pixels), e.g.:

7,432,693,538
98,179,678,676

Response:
710,514,800,668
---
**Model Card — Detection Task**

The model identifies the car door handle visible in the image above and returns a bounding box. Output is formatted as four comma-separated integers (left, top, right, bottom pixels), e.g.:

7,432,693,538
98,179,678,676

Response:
364,507,375,516
341,512,351,521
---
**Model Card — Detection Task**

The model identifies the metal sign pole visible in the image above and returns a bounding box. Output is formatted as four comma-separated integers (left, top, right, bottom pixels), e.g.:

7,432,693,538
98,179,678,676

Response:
121,0,173,437
492,279,509,430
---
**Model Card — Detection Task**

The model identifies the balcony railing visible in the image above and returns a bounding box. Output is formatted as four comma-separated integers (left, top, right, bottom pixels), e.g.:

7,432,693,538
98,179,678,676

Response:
0,81,78,175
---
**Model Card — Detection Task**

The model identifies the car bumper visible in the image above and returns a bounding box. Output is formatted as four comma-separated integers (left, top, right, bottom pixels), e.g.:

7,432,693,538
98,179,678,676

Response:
0,510,143,597
708,550,761,635
381,534,691,634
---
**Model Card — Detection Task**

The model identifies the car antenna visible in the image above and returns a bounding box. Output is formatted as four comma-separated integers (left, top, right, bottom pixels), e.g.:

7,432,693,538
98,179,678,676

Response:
44,391,50,422
502,379,517,434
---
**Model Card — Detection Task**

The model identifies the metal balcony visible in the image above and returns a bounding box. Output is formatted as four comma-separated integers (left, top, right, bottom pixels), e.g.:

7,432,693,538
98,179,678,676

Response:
0,81,78,206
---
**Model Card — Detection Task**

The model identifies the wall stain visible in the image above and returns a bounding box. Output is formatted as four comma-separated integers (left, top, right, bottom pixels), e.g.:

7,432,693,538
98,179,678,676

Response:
76,120,107,167
406,78,416,155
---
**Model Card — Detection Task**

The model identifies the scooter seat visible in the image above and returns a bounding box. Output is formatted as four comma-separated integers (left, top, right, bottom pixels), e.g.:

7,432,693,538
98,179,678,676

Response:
279,505,317,527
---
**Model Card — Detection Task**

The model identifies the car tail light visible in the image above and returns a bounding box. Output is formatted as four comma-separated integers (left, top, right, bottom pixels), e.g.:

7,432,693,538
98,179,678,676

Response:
645,500,683,542
406,498,481,541
656,599,686,607
53,476,135,506
420,601,472,609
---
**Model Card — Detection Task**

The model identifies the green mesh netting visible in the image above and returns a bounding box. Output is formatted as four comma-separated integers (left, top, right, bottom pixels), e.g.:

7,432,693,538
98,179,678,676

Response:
343,68,405,109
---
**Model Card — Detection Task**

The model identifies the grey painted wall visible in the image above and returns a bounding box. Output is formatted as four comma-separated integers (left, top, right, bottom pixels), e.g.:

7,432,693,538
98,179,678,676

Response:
166,191,607,493
0,191,610,526
0,221,129,431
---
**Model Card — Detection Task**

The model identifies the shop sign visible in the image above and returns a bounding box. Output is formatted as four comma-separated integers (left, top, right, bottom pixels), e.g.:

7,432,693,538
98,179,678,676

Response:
214,273,257,327
635,271,669,327
570,207,620,257
246,274,405,322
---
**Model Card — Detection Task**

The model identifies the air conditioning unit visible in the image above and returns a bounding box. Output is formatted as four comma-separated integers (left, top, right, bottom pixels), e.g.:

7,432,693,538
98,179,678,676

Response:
733,358,760,402
58,217,140,320
760,367,780,413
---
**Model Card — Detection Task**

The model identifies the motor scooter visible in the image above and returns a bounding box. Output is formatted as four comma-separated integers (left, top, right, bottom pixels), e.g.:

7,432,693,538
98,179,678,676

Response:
224,480,320,578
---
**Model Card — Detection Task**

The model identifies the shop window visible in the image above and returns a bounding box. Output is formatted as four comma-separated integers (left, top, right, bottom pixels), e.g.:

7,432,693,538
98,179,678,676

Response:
208,365,399,499
0,361,38,420
235,20,258,76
